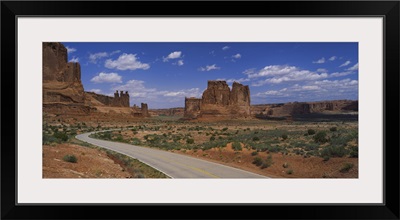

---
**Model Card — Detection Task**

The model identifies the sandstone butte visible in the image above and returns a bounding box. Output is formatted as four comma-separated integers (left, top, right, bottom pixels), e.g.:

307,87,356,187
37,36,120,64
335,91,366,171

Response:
42,42,149,117
184,80,251,119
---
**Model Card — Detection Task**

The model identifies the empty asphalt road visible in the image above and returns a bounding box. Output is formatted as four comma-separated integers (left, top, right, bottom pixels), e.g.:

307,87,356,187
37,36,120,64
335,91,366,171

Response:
76,131,266,178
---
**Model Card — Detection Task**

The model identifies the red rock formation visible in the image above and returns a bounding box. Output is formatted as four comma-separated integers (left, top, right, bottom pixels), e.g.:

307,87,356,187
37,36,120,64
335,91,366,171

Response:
141,103,149,117
43,42,88,114
184,81,251,119
184,97,202,119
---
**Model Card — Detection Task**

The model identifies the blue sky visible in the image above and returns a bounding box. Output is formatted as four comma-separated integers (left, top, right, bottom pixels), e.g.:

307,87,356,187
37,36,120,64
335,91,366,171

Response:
63,42,358,109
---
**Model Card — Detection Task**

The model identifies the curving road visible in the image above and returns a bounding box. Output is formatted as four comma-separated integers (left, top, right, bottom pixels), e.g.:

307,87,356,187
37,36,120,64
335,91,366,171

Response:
76,131,267,178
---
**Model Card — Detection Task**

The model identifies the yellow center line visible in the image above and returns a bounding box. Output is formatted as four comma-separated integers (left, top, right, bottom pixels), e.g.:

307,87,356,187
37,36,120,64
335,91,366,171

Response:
154,155,220,178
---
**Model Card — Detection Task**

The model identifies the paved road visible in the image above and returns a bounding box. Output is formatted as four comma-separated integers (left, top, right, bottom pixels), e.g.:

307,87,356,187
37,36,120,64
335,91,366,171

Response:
76,131,267,178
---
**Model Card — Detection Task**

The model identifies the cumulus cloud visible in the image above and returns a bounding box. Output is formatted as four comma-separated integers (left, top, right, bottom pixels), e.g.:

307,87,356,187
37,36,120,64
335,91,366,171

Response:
222,46,230,50
346,63,358,71
66,46,76,54
248,65,328,86
198,64,221,71
312,57,325,64
175,60,184,66
329,56,337,61
69,57,79,63
317,68,328,73
89,52,108,63
254,78,358,102
339,60,351,67
105,53,150,71
330,71,354,77
90,72,122,83
163,51,182,62
232,53,241,59
243,68,257,75
255,88,289,97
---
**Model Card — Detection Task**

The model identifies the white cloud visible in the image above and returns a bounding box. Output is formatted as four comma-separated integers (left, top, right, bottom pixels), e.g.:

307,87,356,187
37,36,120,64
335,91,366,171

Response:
254,78,358,101
90,72,122,83
346,63,358,71
248,65,328,86
110,50,121,55
232,53,241,59
329,56,337,61
65,46,76,54
225,78,250,83
177,60,184,66
222,46,230,50
89,52,108,63
163,51,182,62
339,60,351,67
248,65,298,78
105,53,150,71
89,89,102,94
69,57,79,63
163,88,200,97
243,68,257,75
312,57,325,64
330,71,354,77
255,88,289,97
317,68,328,73
198,64,221,71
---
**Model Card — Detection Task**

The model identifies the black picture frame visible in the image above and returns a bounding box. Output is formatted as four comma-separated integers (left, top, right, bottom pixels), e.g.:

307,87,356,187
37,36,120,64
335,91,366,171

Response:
1,1,399,219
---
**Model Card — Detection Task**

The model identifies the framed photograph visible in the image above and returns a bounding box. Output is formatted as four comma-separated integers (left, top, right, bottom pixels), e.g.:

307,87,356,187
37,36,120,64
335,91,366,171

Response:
1,1,399,219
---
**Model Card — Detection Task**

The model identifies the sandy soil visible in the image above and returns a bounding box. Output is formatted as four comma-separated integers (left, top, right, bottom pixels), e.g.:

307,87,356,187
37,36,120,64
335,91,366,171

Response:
43,144,132,178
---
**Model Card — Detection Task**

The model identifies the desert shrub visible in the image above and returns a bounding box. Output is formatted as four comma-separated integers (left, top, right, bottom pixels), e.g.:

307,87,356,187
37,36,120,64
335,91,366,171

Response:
261,155,274,169
320,145,348,158
307,129,316,135
186,138,194,144
252,157,263,166
330,134,355,146
267,145,281,153
222,127,228,131
53,131,69,142
330,127,337,132
314,131,328,144
210,136,215,141
349,146,358,158
232,142,242,151
251,151,258,156
43,132,59,144
340,163,354,173
281,134,288,140
286,169,293,174
62,154,77,163
252,136,260,141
